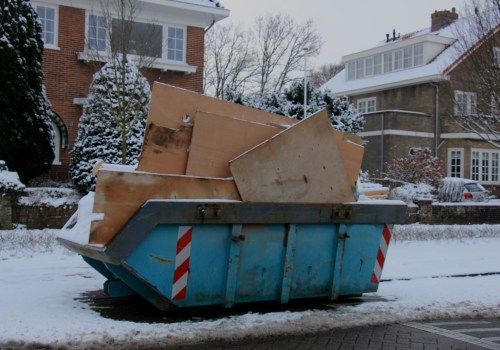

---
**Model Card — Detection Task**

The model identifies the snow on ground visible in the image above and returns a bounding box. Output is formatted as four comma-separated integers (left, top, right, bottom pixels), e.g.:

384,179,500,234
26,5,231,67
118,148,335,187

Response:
1,225,500,349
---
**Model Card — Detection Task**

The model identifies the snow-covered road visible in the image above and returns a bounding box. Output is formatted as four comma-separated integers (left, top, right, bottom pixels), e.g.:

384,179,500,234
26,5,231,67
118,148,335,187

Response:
0,225,499,349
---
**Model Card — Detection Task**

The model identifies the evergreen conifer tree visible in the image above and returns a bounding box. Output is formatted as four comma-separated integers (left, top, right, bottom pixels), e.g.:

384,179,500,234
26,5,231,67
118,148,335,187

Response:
243,81,364,134
0,0,55,183
70,55,151,193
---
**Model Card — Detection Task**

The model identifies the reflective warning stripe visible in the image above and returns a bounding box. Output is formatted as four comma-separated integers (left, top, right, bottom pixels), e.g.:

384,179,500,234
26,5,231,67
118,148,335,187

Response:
371,224,391,284
172,226,192,300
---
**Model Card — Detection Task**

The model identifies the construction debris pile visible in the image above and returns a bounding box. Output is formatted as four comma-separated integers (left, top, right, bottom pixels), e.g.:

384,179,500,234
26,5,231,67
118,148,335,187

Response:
90,83,364,245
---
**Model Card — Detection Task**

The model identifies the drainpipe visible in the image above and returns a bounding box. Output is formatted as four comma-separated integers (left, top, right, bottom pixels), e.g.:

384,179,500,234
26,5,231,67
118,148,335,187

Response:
380,112,385,173
430,82,439,156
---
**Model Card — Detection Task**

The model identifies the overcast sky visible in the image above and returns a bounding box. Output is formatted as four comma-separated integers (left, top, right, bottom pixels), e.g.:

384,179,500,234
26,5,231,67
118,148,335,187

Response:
220,0,467,68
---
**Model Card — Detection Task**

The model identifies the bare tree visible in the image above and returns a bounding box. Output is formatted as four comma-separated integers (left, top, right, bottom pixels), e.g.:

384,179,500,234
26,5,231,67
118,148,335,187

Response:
450,0,500,146
204,23,256,98
309,63,344,88
253,14,322,94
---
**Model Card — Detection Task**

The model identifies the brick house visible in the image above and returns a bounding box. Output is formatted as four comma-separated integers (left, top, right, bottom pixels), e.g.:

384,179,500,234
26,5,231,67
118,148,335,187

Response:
32,0,228,181
323,9,500,188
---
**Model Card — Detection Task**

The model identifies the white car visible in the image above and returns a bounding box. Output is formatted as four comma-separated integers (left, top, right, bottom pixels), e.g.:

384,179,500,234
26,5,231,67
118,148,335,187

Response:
438,178,492,202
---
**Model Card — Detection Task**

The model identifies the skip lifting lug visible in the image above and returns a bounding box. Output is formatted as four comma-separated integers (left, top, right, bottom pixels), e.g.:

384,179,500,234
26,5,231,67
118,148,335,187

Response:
197,204,222,220
331,207,352,220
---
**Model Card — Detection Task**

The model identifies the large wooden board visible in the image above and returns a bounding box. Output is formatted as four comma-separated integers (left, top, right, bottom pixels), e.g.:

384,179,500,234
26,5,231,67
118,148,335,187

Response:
90,169,241,245
137,83,297,174
137,123,193,174
332,130,364,189
147,82,298,130
186,112,282,178
229,110,356,204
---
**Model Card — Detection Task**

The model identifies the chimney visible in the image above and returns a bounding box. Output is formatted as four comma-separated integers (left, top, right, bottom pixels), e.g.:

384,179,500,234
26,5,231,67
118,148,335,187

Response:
431,8,458,31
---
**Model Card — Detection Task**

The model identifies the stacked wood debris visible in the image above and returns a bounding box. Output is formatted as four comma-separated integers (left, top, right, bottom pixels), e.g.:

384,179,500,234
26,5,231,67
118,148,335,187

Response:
90,83,364,245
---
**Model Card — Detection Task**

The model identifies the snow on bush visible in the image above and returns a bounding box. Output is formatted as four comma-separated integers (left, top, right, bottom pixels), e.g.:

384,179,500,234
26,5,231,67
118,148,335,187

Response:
17,187,80,207
437,177,466,202
392,223,500,241
0,168,25,196
384,148,444,187
243,81,364,134
389,183,434,206
0,227,59,258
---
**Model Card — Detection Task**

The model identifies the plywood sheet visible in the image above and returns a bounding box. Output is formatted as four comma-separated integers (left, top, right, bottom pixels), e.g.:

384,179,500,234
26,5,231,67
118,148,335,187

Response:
138,83,298,174
186,112,282,178
229,110,356,204
137,123,193,174
147,82,298,130
90,169,241,245
332,130,364,189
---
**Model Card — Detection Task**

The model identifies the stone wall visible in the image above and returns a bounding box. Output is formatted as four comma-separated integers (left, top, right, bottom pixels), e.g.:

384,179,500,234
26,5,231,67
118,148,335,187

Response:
409,200,500,225
12,204,76,229
0,196,12,229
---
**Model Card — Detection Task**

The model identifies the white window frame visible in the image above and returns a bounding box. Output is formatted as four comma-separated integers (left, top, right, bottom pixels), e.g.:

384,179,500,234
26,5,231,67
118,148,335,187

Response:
80,11,193,72
393,49,403,71
454,90,477,116
165,25,186,63
87,14,107,53
471,148,500,184
447,148,463,178
51,121,61,165
34,2,59,50
357,97,376,114
345,43,426,81
492,94,500,116
494,47,500,67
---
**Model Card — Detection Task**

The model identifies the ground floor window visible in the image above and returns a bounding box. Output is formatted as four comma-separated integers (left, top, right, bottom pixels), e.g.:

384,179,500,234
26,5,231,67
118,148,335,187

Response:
357,97,376,114
448,148,463,178
471,149,500,184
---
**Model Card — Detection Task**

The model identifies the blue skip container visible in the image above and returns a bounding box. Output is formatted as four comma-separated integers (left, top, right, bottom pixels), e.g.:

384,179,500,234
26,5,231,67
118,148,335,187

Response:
58,200,406,310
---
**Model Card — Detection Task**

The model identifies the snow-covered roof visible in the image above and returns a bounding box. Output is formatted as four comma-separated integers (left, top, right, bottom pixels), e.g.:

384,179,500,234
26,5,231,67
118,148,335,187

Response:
174,0,224,8
322,12,499,97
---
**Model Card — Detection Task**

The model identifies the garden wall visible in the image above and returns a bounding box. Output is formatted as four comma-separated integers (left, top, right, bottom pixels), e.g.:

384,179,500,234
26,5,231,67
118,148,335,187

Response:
2,194,499,229
11,204,76,229
411,200,500,225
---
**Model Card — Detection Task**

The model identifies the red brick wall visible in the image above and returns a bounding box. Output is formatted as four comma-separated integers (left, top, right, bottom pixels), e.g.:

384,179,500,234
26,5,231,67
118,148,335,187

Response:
42,6,206,182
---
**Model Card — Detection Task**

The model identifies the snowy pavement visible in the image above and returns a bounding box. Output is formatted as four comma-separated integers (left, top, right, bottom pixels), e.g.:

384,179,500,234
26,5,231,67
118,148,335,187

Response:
0,225,500,349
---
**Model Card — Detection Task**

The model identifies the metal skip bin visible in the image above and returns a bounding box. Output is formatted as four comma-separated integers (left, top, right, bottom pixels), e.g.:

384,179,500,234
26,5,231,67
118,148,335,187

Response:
58,200,406,310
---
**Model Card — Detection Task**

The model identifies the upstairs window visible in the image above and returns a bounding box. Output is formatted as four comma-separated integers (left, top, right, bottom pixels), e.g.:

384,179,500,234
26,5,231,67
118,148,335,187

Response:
357,97,376,114
88,15,107,52
35,4,57,47
393,49,403,70
414,43,424,66
85,12,186,63
345,42,426,81
494,47,500,66
111,19,163,58
454,91,477,116
167,27,185,62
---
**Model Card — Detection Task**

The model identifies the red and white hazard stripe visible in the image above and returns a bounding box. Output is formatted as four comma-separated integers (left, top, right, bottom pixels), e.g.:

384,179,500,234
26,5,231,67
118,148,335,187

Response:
172,226,192,300
371,224,391,284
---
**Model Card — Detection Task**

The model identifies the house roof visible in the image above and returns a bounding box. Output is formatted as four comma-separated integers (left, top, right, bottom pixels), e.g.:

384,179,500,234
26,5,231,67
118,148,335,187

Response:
175,0,223,8
322,11,499,97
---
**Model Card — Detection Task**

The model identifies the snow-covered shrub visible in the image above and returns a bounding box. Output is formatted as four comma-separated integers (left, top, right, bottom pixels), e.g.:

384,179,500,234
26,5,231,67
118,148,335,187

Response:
244,81,364,133
0,169,26,197
325,94,364,134
70,55,151,193
389,183,434,206
16,187,79,207
438,177,465,202
384,148,444,187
